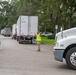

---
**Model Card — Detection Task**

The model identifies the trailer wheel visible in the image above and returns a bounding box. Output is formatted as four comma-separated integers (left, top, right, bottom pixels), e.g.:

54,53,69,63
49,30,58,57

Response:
19,41,21,44
31,40,32,44
17,38,19,41
19,40,22,44
66,47,76,69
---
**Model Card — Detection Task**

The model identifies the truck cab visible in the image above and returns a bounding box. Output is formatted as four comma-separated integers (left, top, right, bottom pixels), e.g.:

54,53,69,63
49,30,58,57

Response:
54,27,76,69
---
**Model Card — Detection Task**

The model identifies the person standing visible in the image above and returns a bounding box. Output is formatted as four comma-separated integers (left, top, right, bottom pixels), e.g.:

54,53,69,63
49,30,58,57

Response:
36,32,42,52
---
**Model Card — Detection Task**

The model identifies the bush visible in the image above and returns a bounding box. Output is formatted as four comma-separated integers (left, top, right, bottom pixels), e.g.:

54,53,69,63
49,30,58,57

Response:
47,34,55,39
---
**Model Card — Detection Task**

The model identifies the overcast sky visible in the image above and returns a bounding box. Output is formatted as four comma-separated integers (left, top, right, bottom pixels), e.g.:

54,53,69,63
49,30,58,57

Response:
1,0,11,3
0,0,8,1
0,0,7,1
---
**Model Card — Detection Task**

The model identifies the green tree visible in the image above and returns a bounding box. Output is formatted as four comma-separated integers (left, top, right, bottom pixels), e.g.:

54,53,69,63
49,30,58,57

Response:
1,0,76,33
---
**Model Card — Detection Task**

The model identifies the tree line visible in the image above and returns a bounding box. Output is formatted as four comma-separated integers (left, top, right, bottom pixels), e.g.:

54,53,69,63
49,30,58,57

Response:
0,0,76,33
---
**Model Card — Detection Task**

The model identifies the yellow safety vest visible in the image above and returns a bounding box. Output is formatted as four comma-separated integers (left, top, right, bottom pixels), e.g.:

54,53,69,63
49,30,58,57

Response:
36,34,41,42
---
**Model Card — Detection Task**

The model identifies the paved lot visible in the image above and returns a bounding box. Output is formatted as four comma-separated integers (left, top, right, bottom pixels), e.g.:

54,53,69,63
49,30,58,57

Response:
0,35,76,75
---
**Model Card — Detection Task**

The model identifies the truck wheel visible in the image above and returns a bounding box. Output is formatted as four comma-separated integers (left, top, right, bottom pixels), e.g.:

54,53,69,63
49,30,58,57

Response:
66,47,76,69
31,38,33,44
17,38,19,41
18,39,21,44
31,41,32,44
19,41,22,44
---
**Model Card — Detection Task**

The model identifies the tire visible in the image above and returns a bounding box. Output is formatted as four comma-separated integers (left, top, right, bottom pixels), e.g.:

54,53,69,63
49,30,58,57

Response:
19,41,22,44
31,40,32,44
66,47,76,69
17,37,19,41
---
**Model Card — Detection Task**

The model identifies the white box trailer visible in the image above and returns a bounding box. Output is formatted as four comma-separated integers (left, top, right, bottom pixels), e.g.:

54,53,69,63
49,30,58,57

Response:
3,28,11,37
12,24,17,39
17,16,38,44
1,29,5,35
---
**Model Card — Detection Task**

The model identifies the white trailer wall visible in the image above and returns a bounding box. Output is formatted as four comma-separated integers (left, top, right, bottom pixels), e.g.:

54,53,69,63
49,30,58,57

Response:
17,16,38,36
28,16,38,35
1,29,5,35
4,28,11,35
17,17,20,36
20,16,28,35
12,24,17,35
17,16,28,36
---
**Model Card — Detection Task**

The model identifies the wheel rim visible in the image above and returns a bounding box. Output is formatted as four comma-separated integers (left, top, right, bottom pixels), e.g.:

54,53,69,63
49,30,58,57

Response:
70,52,76,66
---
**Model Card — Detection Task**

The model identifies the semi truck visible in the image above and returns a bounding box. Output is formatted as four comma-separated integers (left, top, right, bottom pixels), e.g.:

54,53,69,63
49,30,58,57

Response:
12,24,17,39
16,16,38,44
1,29,5,35
53,27,76,69
1,28,11,37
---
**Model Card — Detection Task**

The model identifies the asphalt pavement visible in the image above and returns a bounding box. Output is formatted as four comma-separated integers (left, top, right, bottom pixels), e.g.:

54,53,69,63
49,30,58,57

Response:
0,35,75,75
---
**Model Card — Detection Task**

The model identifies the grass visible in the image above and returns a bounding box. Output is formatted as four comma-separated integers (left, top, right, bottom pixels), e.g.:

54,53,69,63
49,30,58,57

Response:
41,37,55,45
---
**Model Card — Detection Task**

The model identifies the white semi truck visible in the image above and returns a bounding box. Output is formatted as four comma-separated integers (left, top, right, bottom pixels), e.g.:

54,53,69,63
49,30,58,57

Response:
16,16,38,44
1,29,5,35
12,24,17,39
54,27,76,69
2,28,11,37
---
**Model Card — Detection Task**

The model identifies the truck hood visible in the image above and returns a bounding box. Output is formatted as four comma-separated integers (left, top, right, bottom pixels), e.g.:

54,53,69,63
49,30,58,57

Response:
54,36,76,49
56,27,76,41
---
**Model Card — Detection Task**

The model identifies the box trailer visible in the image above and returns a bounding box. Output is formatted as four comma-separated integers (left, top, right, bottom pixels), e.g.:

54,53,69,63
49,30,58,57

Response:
12,24,17,39
3,28,11,37
16,16,38,44
1,29,5,35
